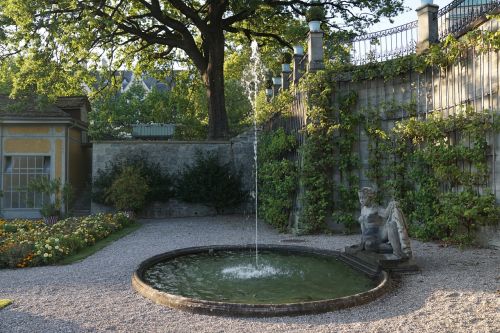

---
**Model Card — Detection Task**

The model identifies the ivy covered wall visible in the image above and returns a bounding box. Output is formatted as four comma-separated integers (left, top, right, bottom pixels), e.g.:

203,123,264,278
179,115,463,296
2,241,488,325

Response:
258,18,500,245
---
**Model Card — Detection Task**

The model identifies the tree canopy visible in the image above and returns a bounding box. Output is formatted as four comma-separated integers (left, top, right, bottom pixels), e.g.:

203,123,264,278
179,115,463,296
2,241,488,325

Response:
0,0,404,139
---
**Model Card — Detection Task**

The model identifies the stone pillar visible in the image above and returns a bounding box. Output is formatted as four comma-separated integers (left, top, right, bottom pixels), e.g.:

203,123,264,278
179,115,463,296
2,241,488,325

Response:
416,1,439,54
272,77,282,97
281,63,291,91
293,45,304,86
308,28,324,72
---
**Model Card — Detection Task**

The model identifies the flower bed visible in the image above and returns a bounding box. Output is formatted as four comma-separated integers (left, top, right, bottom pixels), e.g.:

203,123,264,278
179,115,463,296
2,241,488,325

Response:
0,213,134,268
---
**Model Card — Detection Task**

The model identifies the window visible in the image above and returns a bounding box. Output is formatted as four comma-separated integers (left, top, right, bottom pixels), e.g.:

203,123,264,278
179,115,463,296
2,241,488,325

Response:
2,156,50,209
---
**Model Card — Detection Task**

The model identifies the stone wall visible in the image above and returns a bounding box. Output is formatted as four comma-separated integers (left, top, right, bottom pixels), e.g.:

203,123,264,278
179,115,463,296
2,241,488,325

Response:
326,19,500,203
91,130,255,217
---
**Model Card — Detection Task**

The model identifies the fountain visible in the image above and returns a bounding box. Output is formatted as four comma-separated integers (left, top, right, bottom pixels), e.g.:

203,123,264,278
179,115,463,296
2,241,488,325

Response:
131,43,391,317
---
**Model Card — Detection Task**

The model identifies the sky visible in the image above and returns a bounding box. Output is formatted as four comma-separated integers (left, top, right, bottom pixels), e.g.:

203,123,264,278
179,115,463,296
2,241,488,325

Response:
370,0,451,32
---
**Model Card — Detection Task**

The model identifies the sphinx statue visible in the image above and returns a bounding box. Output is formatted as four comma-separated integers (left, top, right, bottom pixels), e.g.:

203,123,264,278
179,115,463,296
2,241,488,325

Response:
357,187,412,259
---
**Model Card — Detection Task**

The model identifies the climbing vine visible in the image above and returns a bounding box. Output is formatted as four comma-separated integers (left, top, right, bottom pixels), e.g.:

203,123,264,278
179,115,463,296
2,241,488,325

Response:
258,128,298,231
298,71,336,233
388,108,500,243
260,26,500,242
298,72,361,233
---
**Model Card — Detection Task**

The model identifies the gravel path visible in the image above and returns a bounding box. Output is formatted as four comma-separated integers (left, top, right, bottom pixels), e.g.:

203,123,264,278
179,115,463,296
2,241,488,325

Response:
1,215,499,333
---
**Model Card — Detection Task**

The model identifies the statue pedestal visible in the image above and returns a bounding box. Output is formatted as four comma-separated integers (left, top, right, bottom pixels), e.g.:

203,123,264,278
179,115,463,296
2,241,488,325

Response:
343,245,419,274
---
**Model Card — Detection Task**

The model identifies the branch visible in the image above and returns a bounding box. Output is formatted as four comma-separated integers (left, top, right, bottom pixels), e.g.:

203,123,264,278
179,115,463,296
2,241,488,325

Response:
225,26,293,49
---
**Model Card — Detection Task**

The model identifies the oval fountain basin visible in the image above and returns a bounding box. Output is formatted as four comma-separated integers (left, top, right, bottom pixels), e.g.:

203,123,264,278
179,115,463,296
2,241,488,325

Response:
132,245,390,317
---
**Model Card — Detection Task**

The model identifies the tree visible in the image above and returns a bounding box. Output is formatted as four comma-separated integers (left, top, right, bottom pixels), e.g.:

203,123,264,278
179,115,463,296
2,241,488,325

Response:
0,0,404,139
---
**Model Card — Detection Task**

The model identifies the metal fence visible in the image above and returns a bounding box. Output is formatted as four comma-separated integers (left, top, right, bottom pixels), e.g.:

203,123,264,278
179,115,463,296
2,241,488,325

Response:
438,0,500,39
338,0,499,65
348,21,418,65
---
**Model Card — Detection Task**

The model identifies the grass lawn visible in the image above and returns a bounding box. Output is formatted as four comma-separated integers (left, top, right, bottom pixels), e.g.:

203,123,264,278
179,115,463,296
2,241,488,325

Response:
0,299,13,309
57,222,142,265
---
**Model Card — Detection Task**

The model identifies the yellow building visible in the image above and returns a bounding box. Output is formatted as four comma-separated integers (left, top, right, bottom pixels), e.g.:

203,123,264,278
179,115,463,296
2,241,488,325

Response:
0,95,91,218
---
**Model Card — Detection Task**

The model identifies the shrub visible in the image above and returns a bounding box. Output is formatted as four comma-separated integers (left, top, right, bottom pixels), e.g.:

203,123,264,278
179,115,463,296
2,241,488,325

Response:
105,166,150,212
92,153,173,204
305,3,326,22
27,177,74,218
176,153,246,213
413,190,500,243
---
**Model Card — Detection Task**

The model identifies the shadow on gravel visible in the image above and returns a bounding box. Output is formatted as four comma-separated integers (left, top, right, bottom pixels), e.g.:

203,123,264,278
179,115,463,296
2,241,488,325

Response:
0,308,95,333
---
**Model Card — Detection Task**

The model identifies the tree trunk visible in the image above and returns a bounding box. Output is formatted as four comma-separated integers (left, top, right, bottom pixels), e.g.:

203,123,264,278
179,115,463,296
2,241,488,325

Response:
202,30,229,140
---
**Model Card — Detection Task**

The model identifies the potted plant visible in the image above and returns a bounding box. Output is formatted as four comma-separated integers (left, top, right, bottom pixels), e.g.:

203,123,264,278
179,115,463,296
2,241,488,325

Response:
306,1,326,31
265,78,274,96
27,178,73,225
281,52,293,72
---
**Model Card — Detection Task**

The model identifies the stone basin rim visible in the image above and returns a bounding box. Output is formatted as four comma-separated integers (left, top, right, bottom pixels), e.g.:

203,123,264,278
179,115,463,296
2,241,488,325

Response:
131,244,391,317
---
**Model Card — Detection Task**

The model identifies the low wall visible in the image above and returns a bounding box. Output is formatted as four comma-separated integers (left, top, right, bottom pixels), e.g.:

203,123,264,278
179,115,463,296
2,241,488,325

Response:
91,131,255,217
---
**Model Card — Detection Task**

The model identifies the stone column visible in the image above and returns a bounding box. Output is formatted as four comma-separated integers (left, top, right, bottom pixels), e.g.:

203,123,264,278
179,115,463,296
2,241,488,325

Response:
281,63,292,91
272,77,282,97
308,28,324,72
416,1,439,54
293,45,304,86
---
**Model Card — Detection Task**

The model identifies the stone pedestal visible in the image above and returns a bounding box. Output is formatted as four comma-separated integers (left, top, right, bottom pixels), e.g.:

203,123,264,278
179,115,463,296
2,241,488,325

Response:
308,31,324,71
416,4,439,54
344,245,419,274
281,68,291,91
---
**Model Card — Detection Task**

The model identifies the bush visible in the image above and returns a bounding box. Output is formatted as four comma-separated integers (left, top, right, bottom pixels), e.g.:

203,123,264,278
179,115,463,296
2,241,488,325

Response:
92,153,173,204
305,3,326,22
27,177,73,218
105,166,150,212
176,153,246,213
413,190,500,243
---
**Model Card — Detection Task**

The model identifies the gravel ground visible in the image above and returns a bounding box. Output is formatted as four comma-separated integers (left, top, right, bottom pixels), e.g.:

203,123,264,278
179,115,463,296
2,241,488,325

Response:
1,215,499,333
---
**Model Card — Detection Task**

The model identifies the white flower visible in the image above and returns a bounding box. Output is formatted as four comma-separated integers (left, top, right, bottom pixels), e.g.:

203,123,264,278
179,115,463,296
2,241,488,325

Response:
43,253,49,258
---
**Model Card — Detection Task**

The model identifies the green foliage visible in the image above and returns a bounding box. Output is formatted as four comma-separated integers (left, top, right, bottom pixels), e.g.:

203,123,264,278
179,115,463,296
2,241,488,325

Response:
105,167,150,212
258,128,298,231
359,105,500,244
306,4,327,22
0,0,404,139
297,72,361,233
92,153,173,205
281,52,293,64
89,75,207,141
385,108,500,243
258,127,298,161
0,212,134,268
89,69,252,141
414,190,500,243
256,90,294,124
298,58,499,242
176,153,247,213
298,73,336,233
27,178,74,218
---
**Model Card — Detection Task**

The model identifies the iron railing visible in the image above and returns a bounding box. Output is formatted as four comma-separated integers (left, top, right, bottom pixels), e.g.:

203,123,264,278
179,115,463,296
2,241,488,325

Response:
347,20,418,65
438,0,500,40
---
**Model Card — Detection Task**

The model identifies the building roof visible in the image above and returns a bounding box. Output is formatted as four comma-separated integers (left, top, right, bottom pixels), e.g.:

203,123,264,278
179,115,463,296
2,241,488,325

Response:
0,95,89,126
